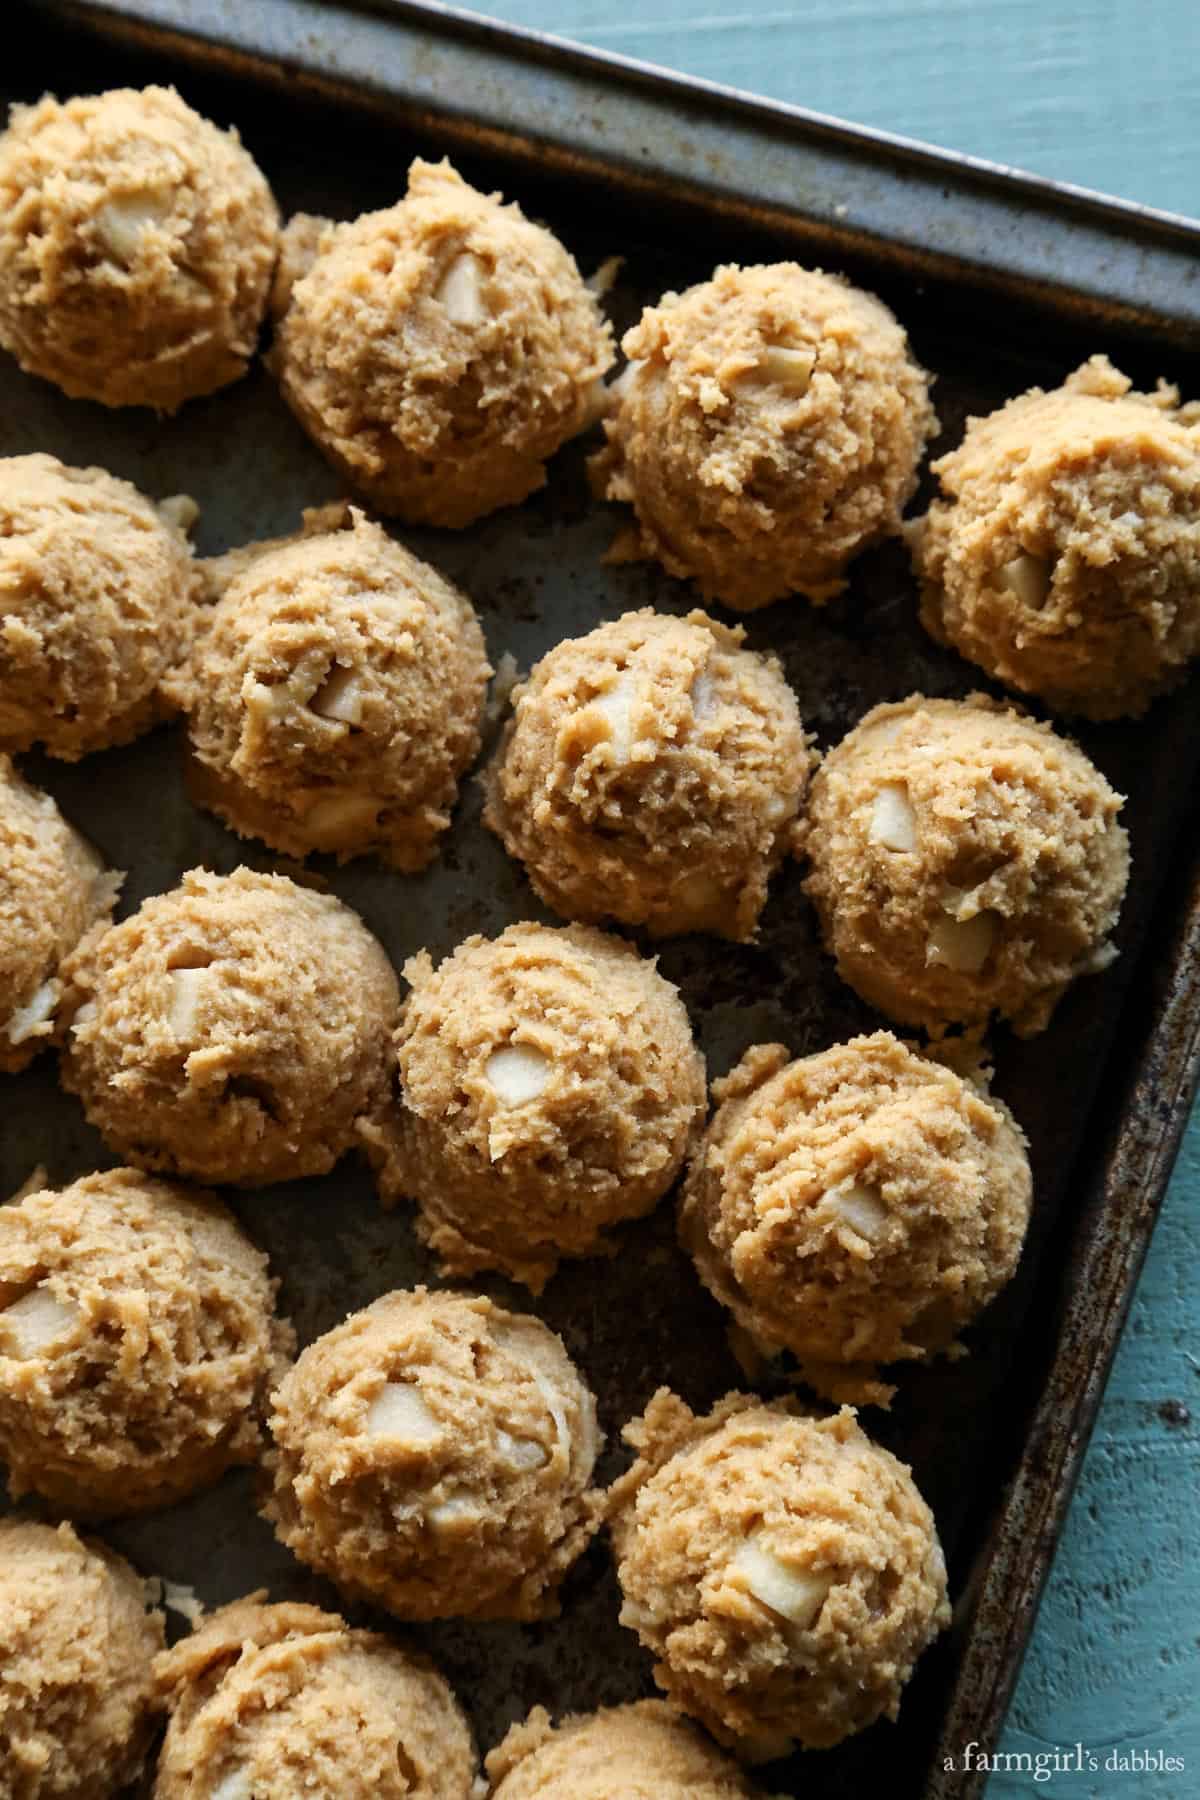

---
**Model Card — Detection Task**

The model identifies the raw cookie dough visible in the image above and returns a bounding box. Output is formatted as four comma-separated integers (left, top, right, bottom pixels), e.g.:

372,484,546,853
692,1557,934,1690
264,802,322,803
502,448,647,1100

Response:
0,1518,163,1800
368,922,705,1290
263,1287,603,1620
591,263,935,609
679,1032,1032,1405
486,1701,764,1798
912,355,1200,719
60,866,399,1186
0,454,198,759
0,1168,293,1516
0,758,119,1072
800,694,1129,1036
607,1392,950,1756
271,158,613,526
154,1595,478,1800
484,608,812,939
170,507,491,866
0,86,279,410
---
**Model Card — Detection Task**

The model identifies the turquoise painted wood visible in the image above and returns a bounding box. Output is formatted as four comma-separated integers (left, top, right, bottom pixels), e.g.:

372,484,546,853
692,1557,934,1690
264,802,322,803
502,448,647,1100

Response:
467,3,1200,1790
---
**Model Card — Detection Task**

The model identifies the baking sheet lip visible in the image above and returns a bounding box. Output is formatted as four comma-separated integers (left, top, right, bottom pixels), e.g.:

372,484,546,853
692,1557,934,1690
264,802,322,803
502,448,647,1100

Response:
924,849,1200,1799
48,0,1200,254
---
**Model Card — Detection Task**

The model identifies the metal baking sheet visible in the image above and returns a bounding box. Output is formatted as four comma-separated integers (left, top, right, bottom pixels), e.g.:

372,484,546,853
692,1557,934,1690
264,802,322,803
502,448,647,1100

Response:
5,5,1200,1795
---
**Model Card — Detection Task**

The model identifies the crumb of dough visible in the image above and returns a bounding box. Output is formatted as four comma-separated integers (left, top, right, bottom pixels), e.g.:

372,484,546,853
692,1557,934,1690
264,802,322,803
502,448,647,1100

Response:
0,756,120,1072
607,1391,950,1756
486,1701,765,1797
679,1033,1032,1404
169,507,491,868
0,454,200,759
154,1595,479,1799
912,355,1200,719
364,922,705,1291
262,1287,603,1621
590,263,935,609
799,692,1129,1036
0,1168,294,1516
59,866,400,1186
271,158,614,526
0,85,278,411
0,1518,163,1800
484,608,812,940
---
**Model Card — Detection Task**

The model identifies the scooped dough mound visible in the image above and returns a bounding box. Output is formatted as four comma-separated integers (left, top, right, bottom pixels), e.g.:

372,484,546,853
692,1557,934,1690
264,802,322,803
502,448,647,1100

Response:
263,1287,603,1620
487,1701,764,1798
0,454,198,759
271,158,613,526
591,263,935,609
0,758,119,1072
0,1168,293,1516
171,507,491,867
679,1033,1032,1405
607,1392,950,1756
800,694,1129,1036
154,1595,478,1800
0,1518,163,1799
0,86,279,410
912,356,1200,719
370,922,705,1290
484,608,812,939
60,866,399,1186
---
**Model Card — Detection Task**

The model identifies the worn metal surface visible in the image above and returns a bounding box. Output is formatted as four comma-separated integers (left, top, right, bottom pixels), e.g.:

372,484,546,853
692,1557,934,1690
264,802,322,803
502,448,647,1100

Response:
3,6,1200,1796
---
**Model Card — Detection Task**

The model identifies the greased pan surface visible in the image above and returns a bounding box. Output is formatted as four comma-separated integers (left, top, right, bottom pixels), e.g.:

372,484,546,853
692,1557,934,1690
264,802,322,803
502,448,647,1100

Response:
4,7,1200,1796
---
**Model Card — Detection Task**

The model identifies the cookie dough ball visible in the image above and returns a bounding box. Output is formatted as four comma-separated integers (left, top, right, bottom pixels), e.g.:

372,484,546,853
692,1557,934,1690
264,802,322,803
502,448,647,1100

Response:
485,609,812,939
801,694,1129,1036
487,1702,764,1799
0,1519,163,1799
173,508,491,866
1,759,119,1072
271,158,613,526
608,1392,950,1756
0,454,198,759
154,1596,478,1800
0,1168,292,1515
372,923,705,1290
591,264,935,609
0,86,278,410
60,866,399,1186
263,1288,603,1620
913,356,1200,719
680,1033,1032,1404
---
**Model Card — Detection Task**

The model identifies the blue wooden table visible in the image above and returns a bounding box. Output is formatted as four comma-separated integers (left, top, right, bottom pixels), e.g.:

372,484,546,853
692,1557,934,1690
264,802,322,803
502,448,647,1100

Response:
471,3,1200,1790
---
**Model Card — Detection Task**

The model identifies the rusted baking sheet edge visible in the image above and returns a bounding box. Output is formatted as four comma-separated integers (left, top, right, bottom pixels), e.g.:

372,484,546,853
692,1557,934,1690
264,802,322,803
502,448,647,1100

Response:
929,839,1200,1799
44,0,1200,348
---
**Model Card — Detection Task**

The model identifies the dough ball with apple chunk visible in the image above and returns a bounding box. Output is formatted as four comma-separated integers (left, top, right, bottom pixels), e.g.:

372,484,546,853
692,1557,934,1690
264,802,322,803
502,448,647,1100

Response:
153,1596,479,1800
912,355,1200,719
0,85,278,410
171,507,491,868
487,1701,766,1799
368,921,705,1291
607,1391,950,1756
262,1287,603,1621
270,157,613,526
0,1168,293,1517
484,607,812,940
1,755,119,1073
59,866,399,1186
0,1518,163,1800
800,693,1129,1036
591,262,935,609
0,453,199,760
679,1032,1032,1405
